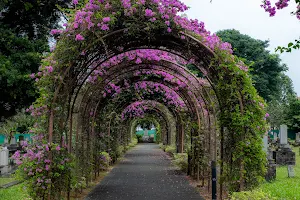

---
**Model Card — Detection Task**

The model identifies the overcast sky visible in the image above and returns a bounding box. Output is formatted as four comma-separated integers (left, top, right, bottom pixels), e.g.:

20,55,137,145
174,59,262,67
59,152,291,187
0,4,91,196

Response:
182,0,300,96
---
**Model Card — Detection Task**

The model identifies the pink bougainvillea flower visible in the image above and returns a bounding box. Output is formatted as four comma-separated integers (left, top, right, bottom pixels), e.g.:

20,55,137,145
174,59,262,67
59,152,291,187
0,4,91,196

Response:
101,24,109,31
30,73,35,79
102,17,111,23
50,29,63,35
75,34,85,41
145,8,155,17
56,146,61,151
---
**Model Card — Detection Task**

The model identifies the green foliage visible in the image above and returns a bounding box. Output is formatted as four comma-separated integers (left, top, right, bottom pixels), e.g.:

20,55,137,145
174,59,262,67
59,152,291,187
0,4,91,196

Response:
0,0,71,40
217,29,288,102
0,110,34,135
276,38,300,53
266,74,297,129
284,97,300,132
172,153,188,172
0,0,72,121
136,134,143,143
117,146,124,157
0,25,48,120
159,143,166,151
165,145,176,154
71,176,87,191
129,137,138,147
99,152,111,171
230,190,275,200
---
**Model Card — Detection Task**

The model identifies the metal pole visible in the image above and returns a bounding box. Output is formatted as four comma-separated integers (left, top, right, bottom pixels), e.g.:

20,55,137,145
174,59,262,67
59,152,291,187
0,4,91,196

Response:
211,160,217,200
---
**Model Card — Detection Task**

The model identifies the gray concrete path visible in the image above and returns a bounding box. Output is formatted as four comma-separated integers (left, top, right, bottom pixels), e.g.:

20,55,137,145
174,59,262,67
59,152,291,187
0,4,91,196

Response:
85,143,203,200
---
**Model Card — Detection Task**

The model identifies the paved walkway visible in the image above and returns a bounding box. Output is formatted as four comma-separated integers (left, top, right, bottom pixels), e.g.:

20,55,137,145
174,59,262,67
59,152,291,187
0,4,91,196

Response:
85,143,203,200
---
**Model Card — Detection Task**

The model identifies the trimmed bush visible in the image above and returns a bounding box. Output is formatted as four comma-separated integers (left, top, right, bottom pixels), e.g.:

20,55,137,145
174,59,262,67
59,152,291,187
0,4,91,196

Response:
159,143,166,151
172,153,188,172
117,146,124,157
99,152,111,170
136,134,142,143
165,145,176,154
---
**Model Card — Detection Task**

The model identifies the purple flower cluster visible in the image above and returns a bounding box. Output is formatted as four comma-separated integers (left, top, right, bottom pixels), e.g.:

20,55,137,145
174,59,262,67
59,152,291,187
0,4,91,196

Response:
275,0,290,10
261,0,276,17
12,137,71,198
261,0,299,20
26,104,48,117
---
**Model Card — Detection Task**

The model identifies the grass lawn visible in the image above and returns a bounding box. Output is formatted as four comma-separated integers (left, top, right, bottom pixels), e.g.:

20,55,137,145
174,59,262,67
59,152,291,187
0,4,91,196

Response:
0,183,31,200
0,177,15,187
259,146,300,200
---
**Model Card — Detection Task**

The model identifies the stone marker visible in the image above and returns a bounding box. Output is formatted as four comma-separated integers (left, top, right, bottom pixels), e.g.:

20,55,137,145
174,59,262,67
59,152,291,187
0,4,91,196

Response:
288,165,295,178
275,124,296,165
10,137,16,145
273,132,278,142
263,136,268,153
0,147,9,166
280,124,288,145
296,132,300,142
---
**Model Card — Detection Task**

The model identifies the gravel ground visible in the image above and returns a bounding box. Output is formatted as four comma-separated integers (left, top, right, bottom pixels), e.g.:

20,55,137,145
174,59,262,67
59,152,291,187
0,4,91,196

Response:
85,143,204,200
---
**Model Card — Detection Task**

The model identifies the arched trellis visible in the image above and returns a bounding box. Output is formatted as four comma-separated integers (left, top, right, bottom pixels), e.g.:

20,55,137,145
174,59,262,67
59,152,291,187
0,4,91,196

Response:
125,100,178,145
23,1,268,199
75,66,213,154
71,54,218,156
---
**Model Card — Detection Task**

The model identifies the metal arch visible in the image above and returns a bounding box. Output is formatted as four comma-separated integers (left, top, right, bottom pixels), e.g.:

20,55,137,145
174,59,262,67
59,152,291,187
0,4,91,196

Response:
49,29,223,149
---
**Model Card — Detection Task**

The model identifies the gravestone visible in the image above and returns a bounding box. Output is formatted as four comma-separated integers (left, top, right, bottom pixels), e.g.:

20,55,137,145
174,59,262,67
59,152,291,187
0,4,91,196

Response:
279,124,288,146
10,137,16,145
273,132,278,143
263,136,268,153
288,165,295,178
264,136,276,182
266,149,276,182
0,147,9,166
295,132,300,146
275,124,295,165
296,132,300,142
0,147,9,174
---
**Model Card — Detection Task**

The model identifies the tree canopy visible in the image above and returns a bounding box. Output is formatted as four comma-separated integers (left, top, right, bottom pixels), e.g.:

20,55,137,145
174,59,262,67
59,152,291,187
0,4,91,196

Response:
217,29,289,102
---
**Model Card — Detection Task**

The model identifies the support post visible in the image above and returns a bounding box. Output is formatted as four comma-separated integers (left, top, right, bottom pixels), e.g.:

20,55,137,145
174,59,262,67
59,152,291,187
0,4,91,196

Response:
211,160,217,200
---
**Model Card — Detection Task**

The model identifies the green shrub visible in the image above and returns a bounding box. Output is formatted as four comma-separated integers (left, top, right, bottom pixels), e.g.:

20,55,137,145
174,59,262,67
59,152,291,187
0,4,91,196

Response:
230,190,275,200
159,143,166,151
165,145,176,154
99,152,110,170
136,134,142,142
172,153,188,172
129,138,138,147
117,146,124,157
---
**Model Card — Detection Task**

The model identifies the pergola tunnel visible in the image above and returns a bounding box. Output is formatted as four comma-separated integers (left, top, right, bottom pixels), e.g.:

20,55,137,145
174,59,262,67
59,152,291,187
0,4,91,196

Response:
18,0,269,199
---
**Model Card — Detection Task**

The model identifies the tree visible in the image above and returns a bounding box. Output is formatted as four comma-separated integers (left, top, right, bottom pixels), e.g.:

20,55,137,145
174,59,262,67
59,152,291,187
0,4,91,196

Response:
216,29,288,102
284,97,300,132
266,73,297,129
0,0,71,120
0,0,71,40
0,24,49,120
